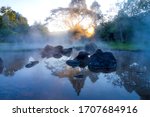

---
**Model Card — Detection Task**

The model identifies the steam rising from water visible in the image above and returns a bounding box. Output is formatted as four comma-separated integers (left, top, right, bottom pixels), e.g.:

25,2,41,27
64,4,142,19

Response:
131,12,150,50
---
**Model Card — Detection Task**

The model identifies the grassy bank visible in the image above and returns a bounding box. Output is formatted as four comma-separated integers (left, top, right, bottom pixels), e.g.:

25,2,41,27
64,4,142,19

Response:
107,42,146,51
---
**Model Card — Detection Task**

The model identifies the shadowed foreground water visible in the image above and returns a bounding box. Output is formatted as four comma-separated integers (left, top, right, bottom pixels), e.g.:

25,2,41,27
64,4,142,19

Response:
0,50,150,100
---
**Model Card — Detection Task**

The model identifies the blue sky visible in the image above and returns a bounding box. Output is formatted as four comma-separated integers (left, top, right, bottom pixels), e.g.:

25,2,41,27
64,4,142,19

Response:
0,0,123,25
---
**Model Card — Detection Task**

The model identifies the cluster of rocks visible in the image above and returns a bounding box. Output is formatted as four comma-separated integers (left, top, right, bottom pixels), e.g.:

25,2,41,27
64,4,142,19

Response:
38,43,117,73
66,49,117,73
41,45,73,58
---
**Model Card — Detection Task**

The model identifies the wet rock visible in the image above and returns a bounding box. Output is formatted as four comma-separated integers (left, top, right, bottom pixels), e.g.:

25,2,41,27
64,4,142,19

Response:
62,48,73,57
88,49,117,73
66,49,117,73
66,51,89,68
41,45,72,58
75,51,90,68
41,45,54,58
0,57,4,74
25,61,39,68
84,42,97,54
54,45,63,53
66,60,80,68
53,53,62,58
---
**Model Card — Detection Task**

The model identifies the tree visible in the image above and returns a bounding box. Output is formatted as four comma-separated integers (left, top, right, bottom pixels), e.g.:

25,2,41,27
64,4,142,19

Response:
120,0,150,16
97,11,133,42
69,0,87,9
0,6,29,42
45,0,103,39
29,22,50,40
90,1,103,24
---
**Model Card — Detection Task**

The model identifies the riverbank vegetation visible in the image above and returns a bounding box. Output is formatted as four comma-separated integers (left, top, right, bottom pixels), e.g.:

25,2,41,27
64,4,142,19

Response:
0,0,150,50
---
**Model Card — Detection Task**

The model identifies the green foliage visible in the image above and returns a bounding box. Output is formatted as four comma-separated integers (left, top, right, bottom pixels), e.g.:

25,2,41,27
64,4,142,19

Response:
96,13,133,42
96,0,150,43
122,0,150,16
0,6,29,42
108,41,137,51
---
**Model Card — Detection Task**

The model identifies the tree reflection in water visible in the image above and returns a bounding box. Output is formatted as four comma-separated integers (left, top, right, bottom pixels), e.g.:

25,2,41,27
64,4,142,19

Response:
0,51,40,77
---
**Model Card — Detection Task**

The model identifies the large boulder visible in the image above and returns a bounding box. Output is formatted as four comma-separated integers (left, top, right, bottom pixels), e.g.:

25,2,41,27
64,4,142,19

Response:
75,51,90,68
88,49,117,73
0,57,4,74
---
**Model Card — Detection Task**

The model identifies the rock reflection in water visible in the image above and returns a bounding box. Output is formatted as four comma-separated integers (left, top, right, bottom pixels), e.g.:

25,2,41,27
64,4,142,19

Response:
46,64,114,96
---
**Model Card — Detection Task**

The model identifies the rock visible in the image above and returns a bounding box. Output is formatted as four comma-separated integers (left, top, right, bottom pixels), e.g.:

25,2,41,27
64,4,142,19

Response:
41,45,54,58
52,45,63,58
25,61,39,68
84,42,97,54
53,53,62,58
41,45,72,58
66,51,89,68
74,51,90,68
88,49,117,73
62,48,73,57
41,45,63,58
66,60,80,68
54,45,63,53
0,57,4,74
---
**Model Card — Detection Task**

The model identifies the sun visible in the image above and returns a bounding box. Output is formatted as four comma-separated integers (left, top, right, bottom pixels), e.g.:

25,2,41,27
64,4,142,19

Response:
86,26,95,38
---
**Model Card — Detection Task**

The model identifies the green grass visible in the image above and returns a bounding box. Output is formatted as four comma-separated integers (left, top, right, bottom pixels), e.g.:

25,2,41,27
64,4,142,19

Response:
108,42,139,51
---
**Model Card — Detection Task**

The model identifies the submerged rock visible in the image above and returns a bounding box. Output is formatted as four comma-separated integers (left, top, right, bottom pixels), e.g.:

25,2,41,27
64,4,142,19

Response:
0,57,4,73
25,61,39,68
88,49,117,73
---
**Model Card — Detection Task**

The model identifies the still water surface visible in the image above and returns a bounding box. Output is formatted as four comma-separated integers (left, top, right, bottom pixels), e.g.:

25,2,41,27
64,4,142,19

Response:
0,49,150,100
